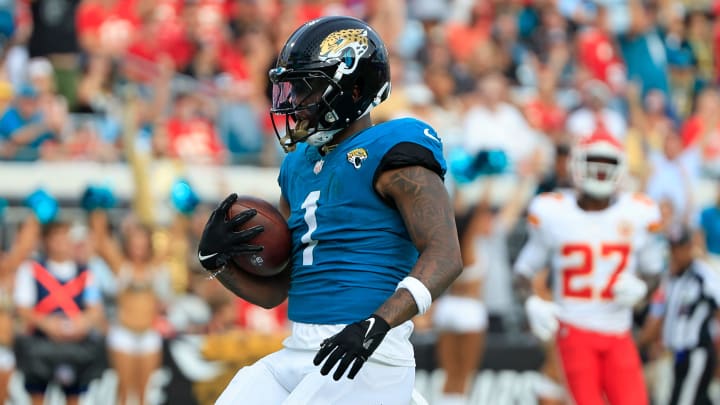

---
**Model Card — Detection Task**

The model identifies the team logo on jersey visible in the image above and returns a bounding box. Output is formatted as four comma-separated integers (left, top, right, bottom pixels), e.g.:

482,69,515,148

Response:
347,148,368,169
618,221,634,238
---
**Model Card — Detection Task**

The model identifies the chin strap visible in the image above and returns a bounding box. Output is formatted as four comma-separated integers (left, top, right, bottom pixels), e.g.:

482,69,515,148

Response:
320,144,337,154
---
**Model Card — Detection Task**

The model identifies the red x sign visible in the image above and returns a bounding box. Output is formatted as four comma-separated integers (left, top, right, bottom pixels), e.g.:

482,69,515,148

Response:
32,262,88,319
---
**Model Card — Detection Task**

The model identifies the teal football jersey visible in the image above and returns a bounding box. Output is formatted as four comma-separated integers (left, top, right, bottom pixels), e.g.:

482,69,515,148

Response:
278,117,446,324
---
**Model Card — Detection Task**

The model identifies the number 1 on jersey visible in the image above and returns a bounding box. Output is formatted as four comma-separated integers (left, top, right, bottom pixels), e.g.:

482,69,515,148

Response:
301,191,321,266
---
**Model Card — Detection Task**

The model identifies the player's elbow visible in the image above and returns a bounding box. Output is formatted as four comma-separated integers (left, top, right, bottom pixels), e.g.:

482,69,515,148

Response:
448,251,464,283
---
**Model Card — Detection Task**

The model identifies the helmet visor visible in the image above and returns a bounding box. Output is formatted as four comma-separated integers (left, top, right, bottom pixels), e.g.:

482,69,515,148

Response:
270,71,334,113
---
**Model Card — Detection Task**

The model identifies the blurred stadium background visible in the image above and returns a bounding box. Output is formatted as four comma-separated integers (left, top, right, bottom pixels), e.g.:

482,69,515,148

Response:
1,0,720,404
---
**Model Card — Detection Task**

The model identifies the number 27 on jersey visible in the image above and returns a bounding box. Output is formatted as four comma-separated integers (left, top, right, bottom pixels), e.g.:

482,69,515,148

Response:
561,243,630,300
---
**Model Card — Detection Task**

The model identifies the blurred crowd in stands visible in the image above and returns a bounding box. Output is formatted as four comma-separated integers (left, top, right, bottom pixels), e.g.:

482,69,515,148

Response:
1,0,720,403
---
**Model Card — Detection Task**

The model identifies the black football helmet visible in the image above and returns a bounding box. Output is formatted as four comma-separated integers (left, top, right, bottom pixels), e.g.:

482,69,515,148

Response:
269,16,391,152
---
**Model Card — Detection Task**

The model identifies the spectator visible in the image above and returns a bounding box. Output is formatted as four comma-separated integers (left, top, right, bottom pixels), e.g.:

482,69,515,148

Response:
574,5,626,94
556,0,599,27
183,41,223,86
462,71,547,167
696,182,720,272
89,209,173,405
74,56,124,158
27,58,73,160
0,213,40,404
527,4,570,73
624,83,677,186
0,83,64,161
617,1,670,97
565,79,627,141
645,128,697,225
686,10,715,92
445,0,493,66
75,0,144,58
0,0,14,57
26,0,81,107
680,87,720,149
492,9,533,85
662,5,696,113
423,63,469,197
61,119,113,161
215,25,275,166
156,92,226,165
68,222,116,331
680,87,720,177
125,2,194,77
523,68,568,142
13,218,105,405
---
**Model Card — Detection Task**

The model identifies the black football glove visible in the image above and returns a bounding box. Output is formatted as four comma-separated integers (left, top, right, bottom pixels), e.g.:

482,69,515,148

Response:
197,193,264,271
313,314,391,380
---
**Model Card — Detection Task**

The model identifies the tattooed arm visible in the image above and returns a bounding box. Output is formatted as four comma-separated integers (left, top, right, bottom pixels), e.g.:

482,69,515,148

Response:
373,166,463,327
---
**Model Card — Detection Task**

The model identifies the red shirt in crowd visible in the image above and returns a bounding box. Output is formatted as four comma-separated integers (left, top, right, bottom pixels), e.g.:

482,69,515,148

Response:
193,0,231,44
524,98,567,136
165,117,224,164
576,28,625,90
681,115,704,148
126,0,194,72
681,115,720,161
76,0,142,55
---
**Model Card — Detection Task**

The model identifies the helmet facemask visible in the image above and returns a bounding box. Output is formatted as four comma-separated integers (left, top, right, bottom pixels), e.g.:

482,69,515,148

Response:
570,140,626,198
270,69,346,152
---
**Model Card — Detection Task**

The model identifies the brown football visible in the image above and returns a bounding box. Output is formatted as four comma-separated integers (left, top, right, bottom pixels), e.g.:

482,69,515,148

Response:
227,196,291,277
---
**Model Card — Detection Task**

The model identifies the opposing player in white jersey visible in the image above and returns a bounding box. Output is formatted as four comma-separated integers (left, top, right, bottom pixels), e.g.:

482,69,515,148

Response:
514,128,665,405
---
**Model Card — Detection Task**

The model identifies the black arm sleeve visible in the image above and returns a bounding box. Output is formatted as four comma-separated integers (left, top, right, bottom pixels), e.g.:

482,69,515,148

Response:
372,142,445,188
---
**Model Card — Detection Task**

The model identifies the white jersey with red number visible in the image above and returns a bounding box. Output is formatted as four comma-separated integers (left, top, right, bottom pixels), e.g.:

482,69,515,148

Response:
514,191,664,334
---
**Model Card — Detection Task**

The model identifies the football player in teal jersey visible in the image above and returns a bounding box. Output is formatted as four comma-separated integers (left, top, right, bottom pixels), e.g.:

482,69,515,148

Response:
198,15,462,404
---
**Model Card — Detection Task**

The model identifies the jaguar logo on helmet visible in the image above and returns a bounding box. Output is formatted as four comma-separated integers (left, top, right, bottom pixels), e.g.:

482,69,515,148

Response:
319,29,369,75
